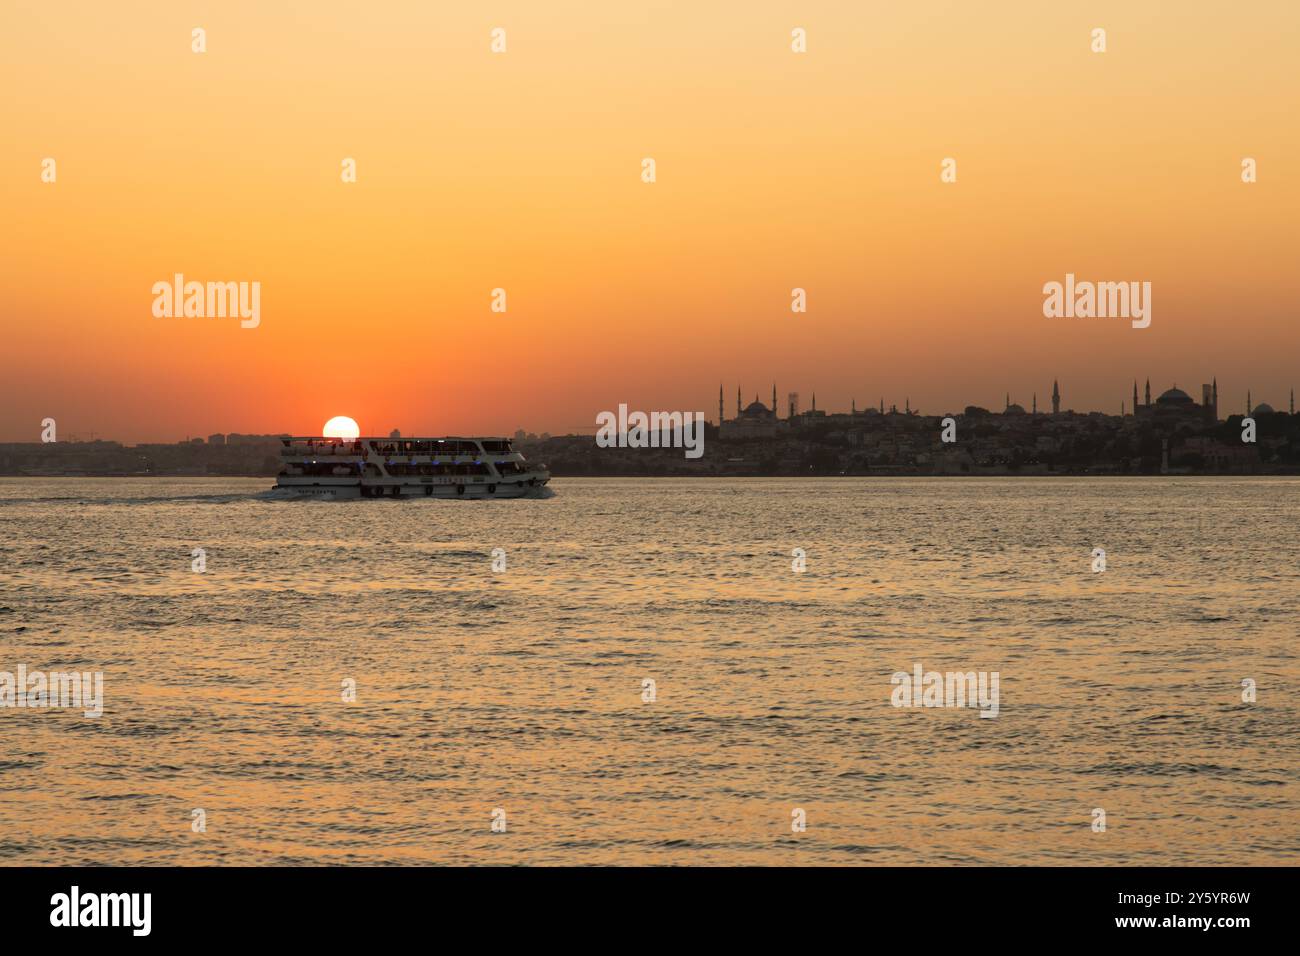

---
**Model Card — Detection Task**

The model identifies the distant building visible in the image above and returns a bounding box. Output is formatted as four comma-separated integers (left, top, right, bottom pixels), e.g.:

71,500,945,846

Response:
1133,378,1218,424
791,391,830,425
208,433,226,446
719,384,787,438
389,429,401,439
226,433,290,445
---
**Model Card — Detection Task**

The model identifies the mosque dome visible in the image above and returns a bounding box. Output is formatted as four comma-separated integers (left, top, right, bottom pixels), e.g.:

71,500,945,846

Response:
1156,386,1194,405
1004,403,1027,415
742,400,770,416
1251,403,1275,415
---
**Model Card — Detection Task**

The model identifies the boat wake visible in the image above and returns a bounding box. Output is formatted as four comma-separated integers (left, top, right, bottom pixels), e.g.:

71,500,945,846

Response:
0,491,266,507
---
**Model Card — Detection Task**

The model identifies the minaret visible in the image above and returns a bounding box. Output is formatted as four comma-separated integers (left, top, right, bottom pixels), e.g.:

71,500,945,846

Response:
905,397,911,414
1133,380,1139,415
1145,379,1151,406
1032,393,1037,415
736,386,741,418
718,384,724,426
879,397,884,414
851,398,856,414
1052,379,1060,415
1005,392,1011,411
811,392,816,413
772,383,777,416
1212,377,1219,421
1247,390,1251,416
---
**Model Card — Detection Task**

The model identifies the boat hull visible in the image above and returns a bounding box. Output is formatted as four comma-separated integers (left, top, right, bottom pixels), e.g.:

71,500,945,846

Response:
272,476,549,499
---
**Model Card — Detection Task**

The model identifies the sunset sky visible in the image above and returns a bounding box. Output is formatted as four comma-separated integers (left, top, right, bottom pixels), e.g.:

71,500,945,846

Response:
3,1,1297,442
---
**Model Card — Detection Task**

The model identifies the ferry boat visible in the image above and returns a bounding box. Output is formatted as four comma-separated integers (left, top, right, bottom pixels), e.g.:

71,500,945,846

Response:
274,436,550,499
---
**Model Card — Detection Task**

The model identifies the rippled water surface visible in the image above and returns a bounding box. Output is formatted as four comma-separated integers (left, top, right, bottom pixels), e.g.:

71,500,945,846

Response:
1,477,1297,865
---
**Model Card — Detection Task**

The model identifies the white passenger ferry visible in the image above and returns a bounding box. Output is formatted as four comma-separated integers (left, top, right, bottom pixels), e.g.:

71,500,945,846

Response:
274,436,550,499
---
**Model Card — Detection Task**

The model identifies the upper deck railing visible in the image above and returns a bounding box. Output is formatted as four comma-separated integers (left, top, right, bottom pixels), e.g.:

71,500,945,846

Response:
279,437,516,458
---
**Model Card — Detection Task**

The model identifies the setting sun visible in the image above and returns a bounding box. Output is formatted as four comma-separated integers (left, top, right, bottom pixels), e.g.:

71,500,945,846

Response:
322,416,360,440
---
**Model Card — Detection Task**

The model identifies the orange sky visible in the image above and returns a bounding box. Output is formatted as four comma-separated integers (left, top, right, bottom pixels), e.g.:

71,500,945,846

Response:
2,1,1297,441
